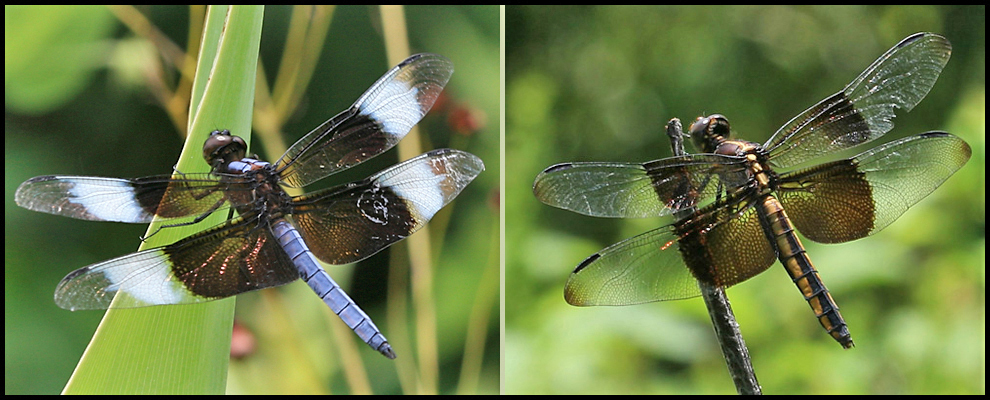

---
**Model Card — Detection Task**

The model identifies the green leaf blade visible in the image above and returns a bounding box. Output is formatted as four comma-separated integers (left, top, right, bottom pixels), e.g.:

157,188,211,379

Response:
61,5,264,394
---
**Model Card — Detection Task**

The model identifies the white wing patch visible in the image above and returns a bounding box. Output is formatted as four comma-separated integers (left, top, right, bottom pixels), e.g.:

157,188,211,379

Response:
55,249,196,310
66,177,152,222
379,161,446,221
357,77,422,136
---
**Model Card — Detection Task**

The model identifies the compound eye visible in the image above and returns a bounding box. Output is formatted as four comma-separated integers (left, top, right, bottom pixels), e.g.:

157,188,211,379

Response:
707,114,730,136
688,116,710,137
690,114,730,138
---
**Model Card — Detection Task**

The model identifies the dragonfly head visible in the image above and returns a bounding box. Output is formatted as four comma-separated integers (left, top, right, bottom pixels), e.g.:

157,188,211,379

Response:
689,114,731,153
203,129,247,168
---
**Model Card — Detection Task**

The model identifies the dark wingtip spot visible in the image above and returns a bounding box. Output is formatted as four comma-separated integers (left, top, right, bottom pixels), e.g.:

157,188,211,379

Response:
533,163,576,194
22,175,60,184
573,253,601,274
900,32,927,46
59,266,93,283
401,53,425,66
897,32,950,53
917,130,951,138
542,163,576,174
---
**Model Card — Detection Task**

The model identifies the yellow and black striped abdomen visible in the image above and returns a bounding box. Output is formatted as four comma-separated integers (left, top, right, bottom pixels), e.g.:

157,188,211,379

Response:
758,195,854,349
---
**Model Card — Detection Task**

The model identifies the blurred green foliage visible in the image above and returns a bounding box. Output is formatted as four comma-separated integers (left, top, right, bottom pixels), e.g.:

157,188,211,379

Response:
506,5,984,395
5,5,499,395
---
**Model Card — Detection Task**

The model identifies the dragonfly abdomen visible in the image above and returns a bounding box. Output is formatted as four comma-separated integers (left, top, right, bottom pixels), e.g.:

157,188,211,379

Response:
271,219,396,359
758,195,854,349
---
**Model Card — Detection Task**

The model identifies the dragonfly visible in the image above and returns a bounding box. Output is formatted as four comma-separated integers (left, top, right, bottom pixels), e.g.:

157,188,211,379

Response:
16,53,485,359
533,33,970,348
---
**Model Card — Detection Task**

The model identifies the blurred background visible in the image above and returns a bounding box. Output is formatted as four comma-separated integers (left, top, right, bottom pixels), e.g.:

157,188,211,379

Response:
506,5,983,395
6,5,499,394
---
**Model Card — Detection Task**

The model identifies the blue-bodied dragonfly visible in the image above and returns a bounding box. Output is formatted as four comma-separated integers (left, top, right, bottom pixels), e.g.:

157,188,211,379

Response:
16,53,484,359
